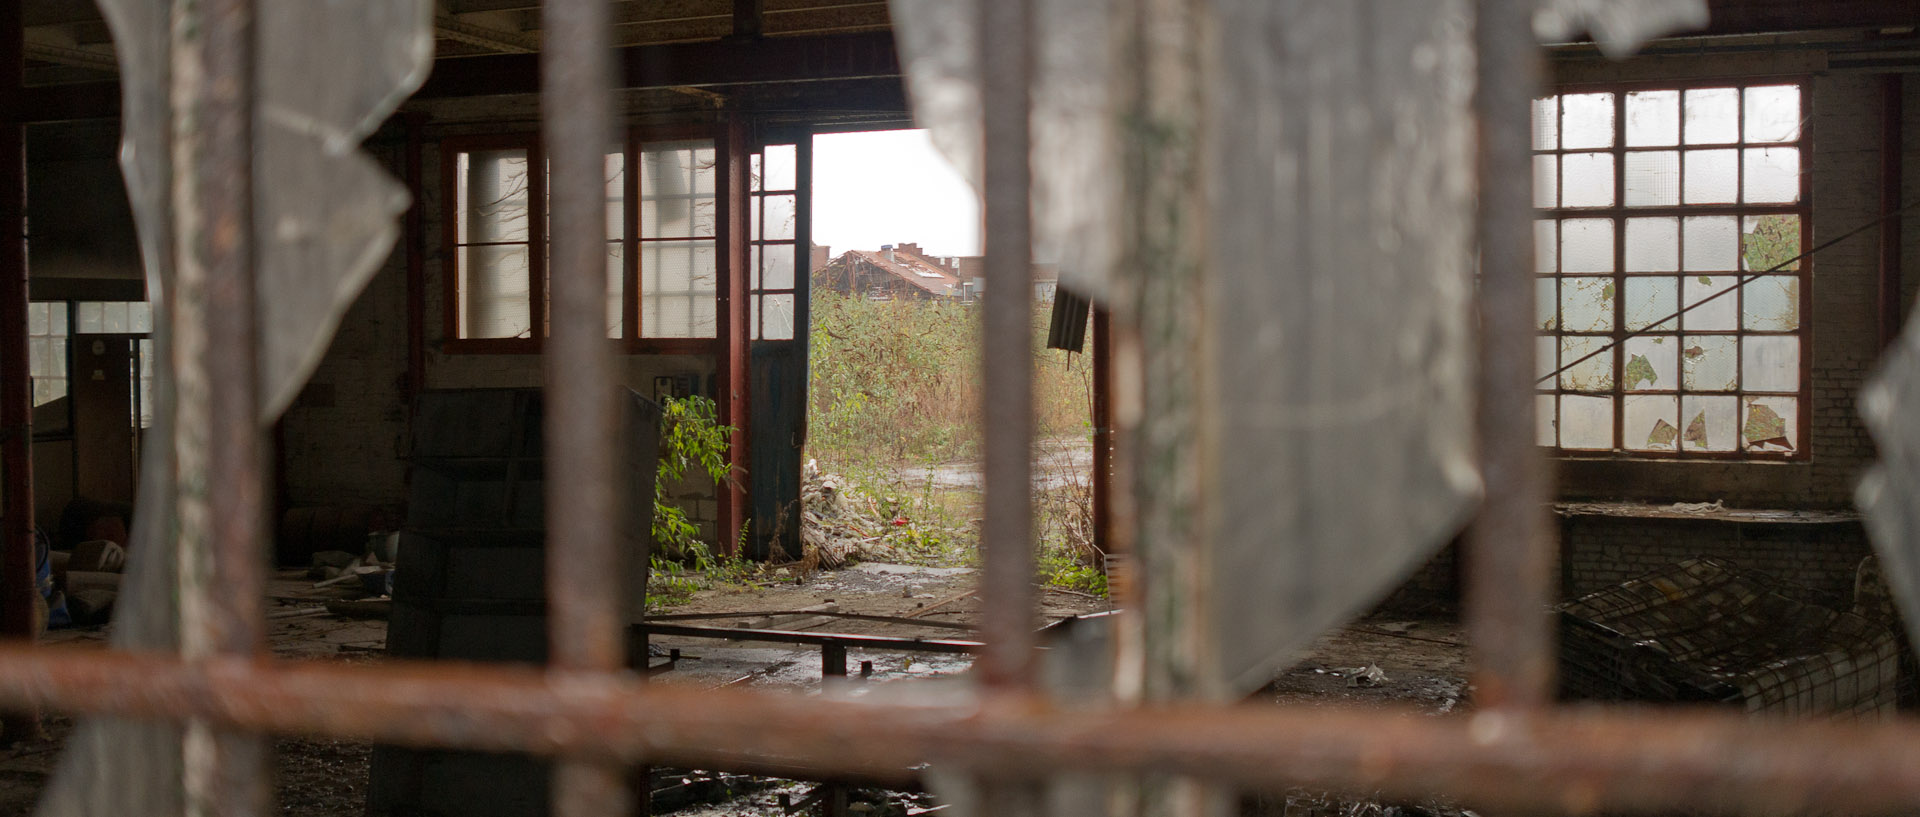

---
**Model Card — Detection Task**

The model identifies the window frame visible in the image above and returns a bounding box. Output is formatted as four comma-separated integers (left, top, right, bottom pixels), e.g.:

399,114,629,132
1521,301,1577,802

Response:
1535,76,1812,462
438,124,726,356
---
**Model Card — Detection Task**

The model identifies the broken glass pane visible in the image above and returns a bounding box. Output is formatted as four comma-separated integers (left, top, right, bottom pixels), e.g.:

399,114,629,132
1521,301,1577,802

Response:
1535,219,1558,272
1560,394,1615,450
1743,214,1801,271
1534,154,1559,208
1742,335,1800,392
1623,277,1677,331
1626,90,1680,146
1683,149,1738,204
1533,97,1559,150
1624,335,1677,391
1624,394,1679,451
1561,93,1616,149
1685,88,1740,144
1624,150,1679,206
1743,147,1800,204
1742,276,1800,331
1682,394,1738,451
1624,217,1679,271
1561,335,1615,391
1745,85,1801,143
1537,278,1559,331
1562,218,1615,272
1562,153,1616,207
1683,275,1738,331
1560,276,1616,332
1683,215,1738,271
1682,334,1739,391
1743,396,1796,450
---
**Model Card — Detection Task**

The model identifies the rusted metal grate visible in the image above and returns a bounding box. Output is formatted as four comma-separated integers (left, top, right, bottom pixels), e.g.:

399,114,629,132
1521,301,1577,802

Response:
5,1,1920,816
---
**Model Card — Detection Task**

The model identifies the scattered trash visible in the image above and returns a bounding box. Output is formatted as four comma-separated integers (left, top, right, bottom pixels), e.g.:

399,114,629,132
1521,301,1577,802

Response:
1338,665,1389,688
1375,621,1418,634
1669,499,1726,514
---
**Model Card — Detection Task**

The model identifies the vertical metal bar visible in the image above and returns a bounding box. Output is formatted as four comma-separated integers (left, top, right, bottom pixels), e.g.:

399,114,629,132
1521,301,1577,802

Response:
978,0,1037,692
1090,307,1112,572
0,0,38,746
1466,0,1555,711
1881,74,1905,352
170,0,270,812
541,0,631,813
718,119,751,558
404,113,427,399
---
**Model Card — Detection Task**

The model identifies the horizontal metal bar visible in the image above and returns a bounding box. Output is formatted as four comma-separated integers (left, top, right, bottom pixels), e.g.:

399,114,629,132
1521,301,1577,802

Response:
2,647,1920,815
639,623,979,652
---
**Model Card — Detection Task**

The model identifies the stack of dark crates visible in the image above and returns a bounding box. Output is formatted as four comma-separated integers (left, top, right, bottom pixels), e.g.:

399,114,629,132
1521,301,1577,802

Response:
369,388,658,817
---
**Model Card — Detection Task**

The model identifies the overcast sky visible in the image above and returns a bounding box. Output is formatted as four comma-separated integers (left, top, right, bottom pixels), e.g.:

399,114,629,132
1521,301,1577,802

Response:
811,129,980,258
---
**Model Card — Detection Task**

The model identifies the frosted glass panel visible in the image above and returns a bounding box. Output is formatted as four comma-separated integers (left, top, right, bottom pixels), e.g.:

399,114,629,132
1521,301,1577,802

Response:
761,243,796,290
763,194,797,241
1559,395,1614,450
1562,153,1614,207
1683,215,1738,271
1537,336,1558,381
763,145,798,191
1683,275,1739,331
1682,335,1738,391
1532,97,1558,150
1681,395,1738,451
640,241,718,338
1623,277,1677,331
1560,276,1615,332
1684,88,1739,144
606,242,625,338
1624,217,1678,272
460,245,533,339
456,150,531,244
1744,85,1800,143
1624,395,1680,451
1560,335,1614,392
1535,220,1557,273
1682,149,1737,204
1536,278,1558,331
640,141,717,238
1624,151,1678,206
1743,147,1799,204
1742,276,1800,331
762,294,796,340
1561,218,1613,273
1537,394,1557,446
1742,335,1799,392
1623,335,1677,391
1561,93,1615,150
1533,155,1557,208
1625,90,1679,146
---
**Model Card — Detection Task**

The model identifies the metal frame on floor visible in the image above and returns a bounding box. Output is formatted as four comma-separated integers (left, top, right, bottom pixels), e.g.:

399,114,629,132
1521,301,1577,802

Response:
5,1,1920,816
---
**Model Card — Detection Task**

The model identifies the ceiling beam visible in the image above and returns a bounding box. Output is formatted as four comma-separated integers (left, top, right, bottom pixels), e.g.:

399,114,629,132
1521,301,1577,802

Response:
417,29,898,97
1691,0,1920,36
434,14,540,53
22,0,102,28
24,42,116,73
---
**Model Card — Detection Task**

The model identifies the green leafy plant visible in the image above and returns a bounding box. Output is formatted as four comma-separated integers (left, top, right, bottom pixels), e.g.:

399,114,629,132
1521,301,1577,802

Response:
652,395,734,564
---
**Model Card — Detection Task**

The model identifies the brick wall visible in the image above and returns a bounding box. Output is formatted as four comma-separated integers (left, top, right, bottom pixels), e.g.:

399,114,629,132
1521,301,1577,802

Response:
1558,516,1871,603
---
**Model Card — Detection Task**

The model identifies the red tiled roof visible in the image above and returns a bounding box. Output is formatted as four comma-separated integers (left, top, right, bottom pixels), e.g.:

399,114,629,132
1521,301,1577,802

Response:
842,248,963,295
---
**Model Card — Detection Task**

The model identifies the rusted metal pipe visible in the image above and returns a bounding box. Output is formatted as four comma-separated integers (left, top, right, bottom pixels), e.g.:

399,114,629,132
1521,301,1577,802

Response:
1881,74,1905,351
977,0,1037,694
541,0,632,812
1466,0,1557,711
168,0,270,812
4,649,1920,815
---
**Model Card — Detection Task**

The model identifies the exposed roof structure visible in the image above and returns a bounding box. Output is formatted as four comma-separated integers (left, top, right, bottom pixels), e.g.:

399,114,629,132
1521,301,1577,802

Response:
839,248,963,296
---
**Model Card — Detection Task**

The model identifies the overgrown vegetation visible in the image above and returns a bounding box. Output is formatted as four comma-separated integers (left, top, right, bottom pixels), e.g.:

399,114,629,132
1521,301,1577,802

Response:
647,395,756,609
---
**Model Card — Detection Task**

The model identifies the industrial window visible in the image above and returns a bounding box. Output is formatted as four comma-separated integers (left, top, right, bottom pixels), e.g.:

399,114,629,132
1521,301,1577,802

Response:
27,302,68,413
1532,83,1807,457
748,143,800,340
444,135,718,349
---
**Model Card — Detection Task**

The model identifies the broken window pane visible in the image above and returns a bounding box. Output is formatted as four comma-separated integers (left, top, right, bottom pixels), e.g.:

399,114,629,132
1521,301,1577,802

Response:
1743,396,1796,450
1625,394,1680,451
1624,335,1677,391
1743,147,1800,204
1562,153,1616,207
1624,277,1678,331
1561,335,1616,391
1534,154,1559,208
1560,394,1615,449
1743,214,1801,271
1744,85,1801,143
1682,334,1739,391
1683,215,1739,271
1560,276,1616,332
1624,150,1679,206
1683,275,1739,331
1626,90,1680,146
1561,218,1614,272
1743,276,1800,331
763,294,797,340
1624,217,1679,271
1685,88,1740,144
1742,335,1800,392
1561,92,1616,149
1683,149,1738,204
1682,395,1739,451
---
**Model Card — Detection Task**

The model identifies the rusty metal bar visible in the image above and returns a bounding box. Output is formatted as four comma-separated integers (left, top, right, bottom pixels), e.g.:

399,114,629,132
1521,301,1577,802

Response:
7,648,1920,815
977,0,1037,694
1467,0,1556,710
0,0,37,746
169,0,270,812
541,0,631,812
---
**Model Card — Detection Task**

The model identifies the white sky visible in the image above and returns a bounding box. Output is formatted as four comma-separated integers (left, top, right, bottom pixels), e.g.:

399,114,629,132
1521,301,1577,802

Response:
811,129,980,258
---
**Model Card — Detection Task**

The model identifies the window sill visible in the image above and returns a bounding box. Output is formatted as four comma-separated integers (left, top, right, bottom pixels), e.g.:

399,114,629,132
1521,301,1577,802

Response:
439,337,721,356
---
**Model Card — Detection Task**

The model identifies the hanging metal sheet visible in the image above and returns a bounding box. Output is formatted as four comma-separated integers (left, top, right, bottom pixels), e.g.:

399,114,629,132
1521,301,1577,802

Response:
1859,309,1920,650
1535,0,1709,57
